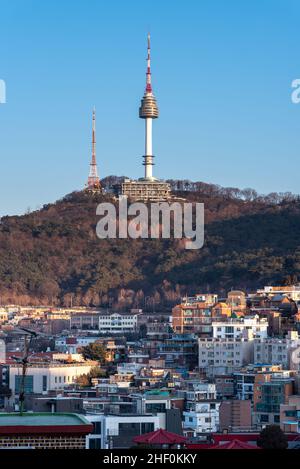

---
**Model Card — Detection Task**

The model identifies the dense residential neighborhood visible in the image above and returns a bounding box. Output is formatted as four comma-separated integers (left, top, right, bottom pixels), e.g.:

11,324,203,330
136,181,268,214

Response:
0,284,299,449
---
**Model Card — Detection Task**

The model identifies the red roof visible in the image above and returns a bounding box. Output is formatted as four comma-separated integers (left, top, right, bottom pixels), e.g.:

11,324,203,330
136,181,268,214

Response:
133,428,187,445
66,337,77,344
5,351,54,364
211,439,260,450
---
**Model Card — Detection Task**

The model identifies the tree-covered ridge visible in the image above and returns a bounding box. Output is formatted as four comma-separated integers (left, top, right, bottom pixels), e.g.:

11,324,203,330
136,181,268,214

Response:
1,178,300,309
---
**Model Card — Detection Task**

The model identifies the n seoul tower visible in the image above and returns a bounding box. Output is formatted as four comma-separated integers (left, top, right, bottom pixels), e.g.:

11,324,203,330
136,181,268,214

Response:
139,33,159,181
120,34,170,201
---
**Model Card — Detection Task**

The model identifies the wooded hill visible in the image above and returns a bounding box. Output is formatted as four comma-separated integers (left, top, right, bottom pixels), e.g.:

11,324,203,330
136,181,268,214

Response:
1,178,300,310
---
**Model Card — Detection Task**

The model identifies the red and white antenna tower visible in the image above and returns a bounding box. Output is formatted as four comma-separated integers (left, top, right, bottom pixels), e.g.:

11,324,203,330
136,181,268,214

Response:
87,107,101,190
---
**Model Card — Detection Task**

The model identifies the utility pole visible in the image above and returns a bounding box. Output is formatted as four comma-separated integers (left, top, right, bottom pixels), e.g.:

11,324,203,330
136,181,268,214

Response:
12,328,37,416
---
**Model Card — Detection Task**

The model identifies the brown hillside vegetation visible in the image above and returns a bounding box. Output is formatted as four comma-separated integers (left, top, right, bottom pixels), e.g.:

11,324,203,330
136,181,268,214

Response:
1,178,300,310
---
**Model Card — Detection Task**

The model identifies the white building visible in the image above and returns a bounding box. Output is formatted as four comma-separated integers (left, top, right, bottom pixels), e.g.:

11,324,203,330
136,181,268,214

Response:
212,316,268,340
199,338,254,371
254,331,300,369
55,336,99,353
178,382,217,401
10,361,95,395
98,313,138,333
70,312,138,334
85,413,163,449
183,401,220,435
256,285,300,303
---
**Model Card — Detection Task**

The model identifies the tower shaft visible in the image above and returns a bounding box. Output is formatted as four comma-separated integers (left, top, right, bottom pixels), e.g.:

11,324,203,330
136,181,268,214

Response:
144,118,153,179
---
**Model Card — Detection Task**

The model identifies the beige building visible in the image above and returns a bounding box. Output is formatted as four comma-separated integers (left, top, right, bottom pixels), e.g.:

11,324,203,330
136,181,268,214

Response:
219,399,252,431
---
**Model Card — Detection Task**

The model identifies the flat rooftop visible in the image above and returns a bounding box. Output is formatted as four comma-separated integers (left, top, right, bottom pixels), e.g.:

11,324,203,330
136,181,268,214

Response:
0,413,93,434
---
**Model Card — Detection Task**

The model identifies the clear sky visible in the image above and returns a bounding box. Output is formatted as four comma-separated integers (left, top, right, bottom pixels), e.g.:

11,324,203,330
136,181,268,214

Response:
0,0,300,216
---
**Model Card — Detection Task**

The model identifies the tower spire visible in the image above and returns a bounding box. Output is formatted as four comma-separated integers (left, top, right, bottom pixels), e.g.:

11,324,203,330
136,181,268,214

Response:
87,107,101,191
146,33,152,93
92,107,96,165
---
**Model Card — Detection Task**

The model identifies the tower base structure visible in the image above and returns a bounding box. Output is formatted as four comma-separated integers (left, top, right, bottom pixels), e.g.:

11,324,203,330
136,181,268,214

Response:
120,178,171,202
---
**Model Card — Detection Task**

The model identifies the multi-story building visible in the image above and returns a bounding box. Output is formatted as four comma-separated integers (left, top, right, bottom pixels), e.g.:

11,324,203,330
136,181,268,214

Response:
254,331,300,369
181,381,220,435
219,399,252,432
226,290,247,312
234,369,256,401
256,285,300,303
178,382,217,402
131,390,184,415
181,294,218,305
198,338,254,373
183,401,220,435
215,375,235,399
157,334,198,369
280,395,300,433
212,316,268,340
85,413,163,449
255,377,294,426
172,303,212,336
70,312,139,334
9,361,96,396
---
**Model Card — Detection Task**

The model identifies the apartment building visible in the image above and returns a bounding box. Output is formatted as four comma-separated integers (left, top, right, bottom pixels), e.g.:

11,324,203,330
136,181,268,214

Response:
254,331,300,369
219,400,252,431
255,377,294,426
212,316,268,340
183,401,220,435
172,302,212,336
198,338,254,372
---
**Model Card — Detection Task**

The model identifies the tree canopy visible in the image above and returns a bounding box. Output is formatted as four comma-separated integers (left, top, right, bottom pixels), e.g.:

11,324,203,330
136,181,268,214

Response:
257,425,288,450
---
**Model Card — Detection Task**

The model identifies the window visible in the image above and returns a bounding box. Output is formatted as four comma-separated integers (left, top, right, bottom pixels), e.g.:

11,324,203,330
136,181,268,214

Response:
141,422,154,433
15,375,33,394
260,414,269,423
92,421,102,434
119,422,140,435
145,403,166,413
42,375,47,392
89,438,101,449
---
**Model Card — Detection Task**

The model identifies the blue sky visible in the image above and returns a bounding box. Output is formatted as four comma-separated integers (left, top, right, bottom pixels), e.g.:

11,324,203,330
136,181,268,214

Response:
0,0,300,216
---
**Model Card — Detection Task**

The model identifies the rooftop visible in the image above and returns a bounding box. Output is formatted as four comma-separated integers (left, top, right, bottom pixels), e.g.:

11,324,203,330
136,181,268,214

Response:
0,413,86,426
0,413,93,435
133,428,187,445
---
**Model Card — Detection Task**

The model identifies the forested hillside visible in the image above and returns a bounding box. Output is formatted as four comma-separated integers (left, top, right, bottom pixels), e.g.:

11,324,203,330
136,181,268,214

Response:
1,178,300,309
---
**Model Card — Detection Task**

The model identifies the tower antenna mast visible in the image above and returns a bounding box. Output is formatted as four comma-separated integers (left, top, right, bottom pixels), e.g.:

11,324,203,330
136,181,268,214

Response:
86,107,101,191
